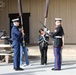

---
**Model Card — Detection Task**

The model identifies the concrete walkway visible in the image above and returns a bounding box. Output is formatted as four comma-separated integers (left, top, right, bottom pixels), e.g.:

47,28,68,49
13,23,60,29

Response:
0,45,76,75
0,60,76,75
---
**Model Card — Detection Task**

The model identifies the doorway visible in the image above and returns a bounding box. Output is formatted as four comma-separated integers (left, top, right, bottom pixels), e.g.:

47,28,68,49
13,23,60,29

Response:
8,13,30,43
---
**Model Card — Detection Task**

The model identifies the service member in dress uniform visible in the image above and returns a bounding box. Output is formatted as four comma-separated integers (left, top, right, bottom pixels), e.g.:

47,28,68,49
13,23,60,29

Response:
45,18,64,70
11,18,24,71
38,28,49,65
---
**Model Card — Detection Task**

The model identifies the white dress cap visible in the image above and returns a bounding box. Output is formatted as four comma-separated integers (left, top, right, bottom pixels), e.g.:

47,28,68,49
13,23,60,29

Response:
12,18,19,22
55,18,62,21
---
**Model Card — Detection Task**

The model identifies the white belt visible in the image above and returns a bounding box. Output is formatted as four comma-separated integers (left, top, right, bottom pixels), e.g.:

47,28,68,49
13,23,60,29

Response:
55,36,62,38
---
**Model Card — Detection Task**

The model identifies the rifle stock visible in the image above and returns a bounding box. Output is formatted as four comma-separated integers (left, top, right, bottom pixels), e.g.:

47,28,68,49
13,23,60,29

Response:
44,0,49,31
18,0,23,28
44,0,49,18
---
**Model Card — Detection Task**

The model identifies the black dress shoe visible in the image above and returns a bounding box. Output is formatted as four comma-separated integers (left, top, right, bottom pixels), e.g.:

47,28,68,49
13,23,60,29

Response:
14,68,24,71
45,62,47,65
51,68,61,71
41,63,44,65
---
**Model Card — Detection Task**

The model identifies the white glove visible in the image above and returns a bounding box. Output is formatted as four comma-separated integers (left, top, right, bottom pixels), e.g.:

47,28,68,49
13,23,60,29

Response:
46,30,50,34
44,28,47,32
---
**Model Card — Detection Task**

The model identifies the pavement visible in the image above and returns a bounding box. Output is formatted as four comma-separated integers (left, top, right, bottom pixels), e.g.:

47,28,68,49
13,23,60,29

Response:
0,45,76,75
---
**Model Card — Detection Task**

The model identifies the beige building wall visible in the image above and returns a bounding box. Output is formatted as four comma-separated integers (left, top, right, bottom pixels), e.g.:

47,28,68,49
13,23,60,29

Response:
0,0,76,44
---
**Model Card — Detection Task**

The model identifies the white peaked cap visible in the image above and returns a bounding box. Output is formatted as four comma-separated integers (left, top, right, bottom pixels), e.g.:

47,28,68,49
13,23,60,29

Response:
12,18,19,22
55,18,62,21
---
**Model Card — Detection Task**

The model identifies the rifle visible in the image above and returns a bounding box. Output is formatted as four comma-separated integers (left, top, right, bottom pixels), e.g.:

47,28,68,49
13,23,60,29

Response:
18,0,25,46
39,0,49,32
